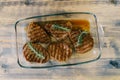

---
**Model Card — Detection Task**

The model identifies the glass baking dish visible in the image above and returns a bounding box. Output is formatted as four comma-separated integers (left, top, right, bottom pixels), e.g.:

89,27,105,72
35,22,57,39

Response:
15,12,102,68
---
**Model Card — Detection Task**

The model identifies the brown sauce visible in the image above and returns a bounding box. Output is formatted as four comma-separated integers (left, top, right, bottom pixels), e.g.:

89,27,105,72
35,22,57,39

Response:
37,19,90,31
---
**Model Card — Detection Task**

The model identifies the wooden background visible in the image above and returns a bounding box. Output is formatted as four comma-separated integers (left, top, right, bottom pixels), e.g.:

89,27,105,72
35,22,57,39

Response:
0,0,120,80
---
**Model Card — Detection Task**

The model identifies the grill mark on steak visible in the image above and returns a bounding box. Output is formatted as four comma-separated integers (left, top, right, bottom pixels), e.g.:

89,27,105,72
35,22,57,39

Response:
44,23,70,41
48,42,72,62
26,22,51,43
68,29,94,54
23,43,50,63
75,34,94,54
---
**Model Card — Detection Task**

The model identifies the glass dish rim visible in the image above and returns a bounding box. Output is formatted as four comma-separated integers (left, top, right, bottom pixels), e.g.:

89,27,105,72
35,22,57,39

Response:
15,12,101,69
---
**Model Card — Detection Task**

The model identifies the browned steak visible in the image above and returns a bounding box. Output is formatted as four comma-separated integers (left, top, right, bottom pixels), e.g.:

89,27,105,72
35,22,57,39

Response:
44,22,71,41
75,34,94,54
26,22,51,43
48,42,72,62
23,43,50,63
68,30,81,46
68,30,94,54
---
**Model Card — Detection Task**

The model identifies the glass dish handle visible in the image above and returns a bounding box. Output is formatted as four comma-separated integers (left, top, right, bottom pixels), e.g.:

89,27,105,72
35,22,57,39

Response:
98,24,104,50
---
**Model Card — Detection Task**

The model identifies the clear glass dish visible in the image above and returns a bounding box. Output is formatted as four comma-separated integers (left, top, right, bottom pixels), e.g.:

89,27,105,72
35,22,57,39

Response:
15,12,102,68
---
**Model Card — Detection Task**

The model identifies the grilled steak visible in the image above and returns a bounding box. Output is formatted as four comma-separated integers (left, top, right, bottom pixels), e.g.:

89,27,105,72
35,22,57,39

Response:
75,33,94,54
26,22,51,43
48,42,72,62
68,30,81,46
68,29,94,54
23,43,50,63
44,22,71,41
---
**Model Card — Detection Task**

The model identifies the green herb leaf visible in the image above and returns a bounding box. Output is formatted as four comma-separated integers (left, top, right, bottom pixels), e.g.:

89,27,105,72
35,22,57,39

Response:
52,24,70,32
27,42,45,59
76,31,88,47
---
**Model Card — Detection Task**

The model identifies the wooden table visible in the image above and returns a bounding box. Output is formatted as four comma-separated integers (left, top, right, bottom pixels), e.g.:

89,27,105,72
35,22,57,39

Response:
0,0,120,80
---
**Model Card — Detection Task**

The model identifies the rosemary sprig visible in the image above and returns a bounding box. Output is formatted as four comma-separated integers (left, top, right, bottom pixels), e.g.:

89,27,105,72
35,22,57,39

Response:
27,42,45,59
76,31,88,47
52,24,70,32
